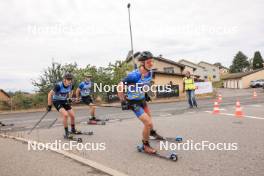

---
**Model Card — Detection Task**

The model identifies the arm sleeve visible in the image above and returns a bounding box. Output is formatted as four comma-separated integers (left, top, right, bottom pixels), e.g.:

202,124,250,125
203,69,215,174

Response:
78,83,84,89
122,73,138,84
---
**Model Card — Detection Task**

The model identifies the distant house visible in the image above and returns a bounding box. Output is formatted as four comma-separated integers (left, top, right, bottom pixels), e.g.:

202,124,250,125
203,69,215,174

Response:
213,63,229,75
198,61,220,82
0,89,10,102
222,68,264,89
178,59,206,80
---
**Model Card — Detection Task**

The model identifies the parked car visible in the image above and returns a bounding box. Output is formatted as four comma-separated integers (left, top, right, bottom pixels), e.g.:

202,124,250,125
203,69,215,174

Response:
250,79,264,88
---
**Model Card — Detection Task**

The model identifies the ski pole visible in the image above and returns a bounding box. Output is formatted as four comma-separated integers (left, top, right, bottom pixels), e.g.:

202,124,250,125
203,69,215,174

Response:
48,118,57,129
28,111,49,134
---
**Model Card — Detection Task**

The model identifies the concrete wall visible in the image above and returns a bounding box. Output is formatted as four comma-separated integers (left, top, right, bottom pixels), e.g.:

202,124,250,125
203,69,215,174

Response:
242,69,264,88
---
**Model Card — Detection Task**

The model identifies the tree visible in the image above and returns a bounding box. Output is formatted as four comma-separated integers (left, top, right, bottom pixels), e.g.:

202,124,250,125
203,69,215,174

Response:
252,51,263,70
32,62,78,95
32,60,132,102
229,51,249,73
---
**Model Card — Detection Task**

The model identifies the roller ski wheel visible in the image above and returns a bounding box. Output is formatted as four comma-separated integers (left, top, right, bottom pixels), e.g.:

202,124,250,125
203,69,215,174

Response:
175,136,183,142
136,144,178,162
64,134,82,143
169,152,178,161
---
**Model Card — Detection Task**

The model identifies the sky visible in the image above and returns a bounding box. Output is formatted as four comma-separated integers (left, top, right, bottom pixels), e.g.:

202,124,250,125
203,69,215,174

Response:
0,0,263,92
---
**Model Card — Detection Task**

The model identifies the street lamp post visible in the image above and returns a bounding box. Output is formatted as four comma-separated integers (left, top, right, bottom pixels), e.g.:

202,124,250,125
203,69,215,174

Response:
127,3,137,69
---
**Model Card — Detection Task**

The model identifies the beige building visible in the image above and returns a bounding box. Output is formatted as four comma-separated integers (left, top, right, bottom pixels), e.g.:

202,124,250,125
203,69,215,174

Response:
0,89,10,102
178,60,221,82
222,69,264,89
178,59,206,80
198,61,220,82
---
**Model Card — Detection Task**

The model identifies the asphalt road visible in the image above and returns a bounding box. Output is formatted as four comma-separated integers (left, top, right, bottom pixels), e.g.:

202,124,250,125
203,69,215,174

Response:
0,88,263,176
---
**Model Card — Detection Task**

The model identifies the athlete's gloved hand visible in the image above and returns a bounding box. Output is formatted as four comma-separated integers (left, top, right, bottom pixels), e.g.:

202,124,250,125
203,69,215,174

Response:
46,105,52,112
121,100,129,110
67,98,73,104
145,93,152,102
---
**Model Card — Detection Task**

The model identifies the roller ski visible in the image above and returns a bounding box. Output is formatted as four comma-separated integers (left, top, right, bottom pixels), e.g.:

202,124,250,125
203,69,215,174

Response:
137,141,178,162
69,129,93,135
87,117,106,125
149,130,183,142
64,133,82,143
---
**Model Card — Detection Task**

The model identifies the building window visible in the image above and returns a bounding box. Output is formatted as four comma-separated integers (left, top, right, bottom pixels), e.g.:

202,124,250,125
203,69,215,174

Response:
204,76,208,79
164,67,174,73
213,68,216,72
213,75,216,78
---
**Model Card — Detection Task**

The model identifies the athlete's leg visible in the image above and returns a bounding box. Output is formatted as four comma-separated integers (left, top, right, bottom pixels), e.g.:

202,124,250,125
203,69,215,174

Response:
59,108,69,135
131,103,156,153
143,103,163,139
67,109,76,132
139,113,153,141
89,104,96,118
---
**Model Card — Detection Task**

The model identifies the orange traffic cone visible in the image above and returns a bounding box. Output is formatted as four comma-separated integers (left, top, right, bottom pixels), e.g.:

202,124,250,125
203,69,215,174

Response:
218,94,222,103
253,90,257,99
213,101,220,114
235,100,243,117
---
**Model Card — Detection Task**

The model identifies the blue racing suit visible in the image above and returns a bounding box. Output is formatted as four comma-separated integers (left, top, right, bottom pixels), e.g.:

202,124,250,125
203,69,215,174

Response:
122,69,152,117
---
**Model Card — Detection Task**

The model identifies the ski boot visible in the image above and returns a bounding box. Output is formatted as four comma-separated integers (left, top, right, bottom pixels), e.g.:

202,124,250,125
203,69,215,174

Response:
150,130,164,140
142,140,157,154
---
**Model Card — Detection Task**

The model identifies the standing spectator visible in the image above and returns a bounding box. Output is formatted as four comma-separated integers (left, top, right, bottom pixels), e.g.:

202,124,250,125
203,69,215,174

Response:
183,71,197,108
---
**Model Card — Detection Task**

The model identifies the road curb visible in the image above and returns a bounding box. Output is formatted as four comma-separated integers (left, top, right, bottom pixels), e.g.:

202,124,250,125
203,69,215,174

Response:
0,133,128,176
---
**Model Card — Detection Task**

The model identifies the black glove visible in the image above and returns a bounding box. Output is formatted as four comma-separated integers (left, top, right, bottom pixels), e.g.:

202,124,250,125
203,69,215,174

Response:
121,100,130,110
145,93,151,102
47,105,52,112
67,98,73,104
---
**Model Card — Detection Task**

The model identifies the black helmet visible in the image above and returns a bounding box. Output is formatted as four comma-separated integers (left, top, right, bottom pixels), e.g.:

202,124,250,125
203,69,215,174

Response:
138,51,153,61
84,73,92,78
63,73,73,80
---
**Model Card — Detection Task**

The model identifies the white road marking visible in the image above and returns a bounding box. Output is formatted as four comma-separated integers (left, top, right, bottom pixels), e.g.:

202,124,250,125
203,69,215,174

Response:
204,111,264,120
247,104,263,108
0,134,129,176
159,113,172,117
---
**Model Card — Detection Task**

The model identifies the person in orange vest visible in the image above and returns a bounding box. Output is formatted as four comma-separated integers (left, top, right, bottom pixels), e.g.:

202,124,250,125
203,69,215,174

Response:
183,71,197,108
